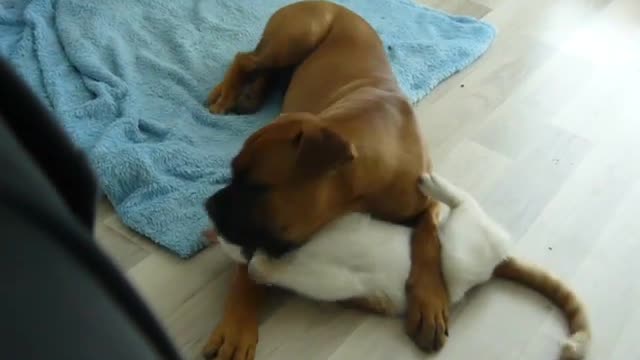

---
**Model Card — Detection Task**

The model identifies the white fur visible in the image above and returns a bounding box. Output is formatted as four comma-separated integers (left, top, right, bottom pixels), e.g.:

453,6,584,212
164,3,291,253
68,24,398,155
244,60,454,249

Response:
421,173,511,303
217,174,589,359
215,235,247,264
217,172,510,313
251,213,412,311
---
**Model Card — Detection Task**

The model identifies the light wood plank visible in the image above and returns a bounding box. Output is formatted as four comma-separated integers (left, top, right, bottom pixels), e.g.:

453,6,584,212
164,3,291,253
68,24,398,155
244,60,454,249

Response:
126,245,231,320
95,222,149,270
257,299,366,360
418,0,492,18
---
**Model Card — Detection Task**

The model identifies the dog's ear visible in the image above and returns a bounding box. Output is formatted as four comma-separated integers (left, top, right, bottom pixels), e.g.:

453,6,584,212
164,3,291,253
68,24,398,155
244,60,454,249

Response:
292,124,356,175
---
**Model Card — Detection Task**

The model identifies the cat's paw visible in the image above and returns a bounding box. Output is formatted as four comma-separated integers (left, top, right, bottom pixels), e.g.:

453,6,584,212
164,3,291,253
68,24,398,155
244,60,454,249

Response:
417,173,436,196
248,252,274,285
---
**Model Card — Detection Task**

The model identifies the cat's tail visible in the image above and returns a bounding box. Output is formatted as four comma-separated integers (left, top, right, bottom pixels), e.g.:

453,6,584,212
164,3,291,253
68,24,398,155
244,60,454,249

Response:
493,257,590,359
418,172,466,208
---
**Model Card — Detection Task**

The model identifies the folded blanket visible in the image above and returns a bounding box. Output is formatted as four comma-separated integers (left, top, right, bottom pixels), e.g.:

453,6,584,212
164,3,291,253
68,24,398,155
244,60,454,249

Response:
0,0,495,257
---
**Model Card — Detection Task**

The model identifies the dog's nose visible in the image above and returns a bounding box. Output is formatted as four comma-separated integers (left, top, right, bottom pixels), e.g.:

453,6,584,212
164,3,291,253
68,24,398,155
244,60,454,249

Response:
206,186,234,221
205,195,218,219
205,189,225,221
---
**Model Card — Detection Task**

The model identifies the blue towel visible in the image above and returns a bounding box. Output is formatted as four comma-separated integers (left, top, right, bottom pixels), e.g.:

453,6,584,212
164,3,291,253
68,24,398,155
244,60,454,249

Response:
0,0,495,257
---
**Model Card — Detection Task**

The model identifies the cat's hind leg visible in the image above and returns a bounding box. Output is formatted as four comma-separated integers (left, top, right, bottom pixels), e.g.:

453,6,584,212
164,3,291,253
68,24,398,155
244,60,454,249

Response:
418,173,467,208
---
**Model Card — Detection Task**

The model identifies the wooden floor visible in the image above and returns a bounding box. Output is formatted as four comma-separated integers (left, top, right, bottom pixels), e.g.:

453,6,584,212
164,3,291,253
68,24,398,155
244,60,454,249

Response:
95,0,640,359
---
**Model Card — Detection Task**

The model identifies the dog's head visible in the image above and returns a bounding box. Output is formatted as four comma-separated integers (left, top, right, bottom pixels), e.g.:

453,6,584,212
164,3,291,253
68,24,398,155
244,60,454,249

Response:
205,113,358,259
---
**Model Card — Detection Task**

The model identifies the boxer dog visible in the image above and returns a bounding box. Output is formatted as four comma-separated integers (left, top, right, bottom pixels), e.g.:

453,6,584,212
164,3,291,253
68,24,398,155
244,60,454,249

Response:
239,173,589,359
204,2,449,359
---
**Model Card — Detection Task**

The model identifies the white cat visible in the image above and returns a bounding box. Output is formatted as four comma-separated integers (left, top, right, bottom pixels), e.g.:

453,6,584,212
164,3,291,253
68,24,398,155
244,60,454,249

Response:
213,173,590,359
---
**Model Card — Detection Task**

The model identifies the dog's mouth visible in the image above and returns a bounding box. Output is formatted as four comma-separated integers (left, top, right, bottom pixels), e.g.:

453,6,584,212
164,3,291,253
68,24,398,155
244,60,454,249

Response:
213,223,297,263
208,227,255,264
213,230,254,264
205,186,299,260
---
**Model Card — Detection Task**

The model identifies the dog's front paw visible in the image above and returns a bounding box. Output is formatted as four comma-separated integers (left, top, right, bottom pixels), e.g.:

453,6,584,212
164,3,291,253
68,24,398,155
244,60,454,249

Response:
202,314,258,360
405,275,450,352
248,252,273,285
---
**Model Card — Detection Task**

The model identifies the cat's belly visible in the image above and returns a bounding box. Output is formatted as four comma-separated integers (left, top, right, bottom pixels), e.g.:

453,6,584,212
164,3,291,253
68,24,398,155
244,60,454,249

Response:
252,212,415,315
309,213,414,315
355,235,412,315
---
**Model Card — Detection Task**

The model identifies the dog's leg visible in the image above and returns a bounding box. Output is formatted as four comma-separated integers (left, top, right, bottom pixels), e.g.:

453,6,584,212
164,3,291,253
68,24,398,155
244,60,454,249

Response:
368,172,449,351
202,265,264,360
386,123,449,352
405,203,450,352
203,3,339,359
368,180,450,352
228,72,273,115
207,55,269,115
207,1,336,114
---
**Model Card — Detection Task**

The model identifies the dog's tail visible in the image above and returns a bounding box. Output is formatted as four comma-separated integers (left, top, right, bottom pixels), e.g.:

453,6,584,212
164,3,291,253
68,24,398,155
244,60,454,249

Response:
418,172,466,208
493,257,590,359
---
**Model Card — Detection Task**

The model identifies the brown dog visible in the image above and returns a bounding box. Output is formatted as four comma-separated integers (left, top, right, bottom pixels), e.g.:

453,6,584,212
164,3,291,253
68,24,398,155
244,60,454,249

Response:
203,1,449,359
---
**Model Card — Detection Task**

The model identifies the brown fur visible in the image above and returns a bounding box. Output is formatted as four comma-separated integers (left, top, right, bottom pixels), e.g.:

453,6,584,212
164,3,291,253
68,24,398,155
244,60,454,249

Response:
349,257,592,359
494,258,590,359
201,266,262,360
203,2,449,359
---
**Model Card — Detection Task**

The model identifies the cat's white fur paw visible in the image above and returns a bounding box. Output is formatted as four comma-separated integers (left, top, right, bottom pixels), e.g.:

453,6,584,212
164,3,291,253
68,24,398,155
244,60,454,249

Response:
418,173,435,196
248,251,274,284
